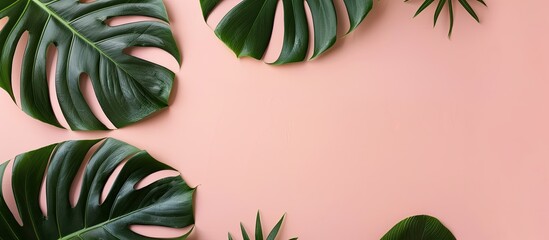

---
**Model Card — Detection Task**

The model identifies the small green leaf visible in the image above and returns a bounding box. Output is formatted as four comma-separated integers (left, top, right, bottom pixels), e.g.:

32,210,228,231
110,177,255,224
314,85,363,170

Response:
230,212,297,240
381,215,456,240
434,0,447,27
241,223,251,240
266,214,286,240
413,0,436,17
408,0,487,36
256,212,264,240
458,0,480,22
448,0,454,37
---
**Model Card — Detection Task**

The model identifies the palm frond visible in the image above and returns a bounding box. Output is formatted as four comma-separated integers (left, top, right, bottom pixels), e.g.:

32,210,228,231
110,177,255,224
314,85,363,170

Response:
229,211,298,240
407,0,487,36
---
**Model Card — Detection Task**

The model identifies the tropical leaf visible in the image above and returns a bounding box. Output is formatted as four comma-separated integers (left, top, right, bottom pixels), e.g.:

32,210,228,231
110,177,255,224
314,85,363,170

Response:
0,0,181,130
406,0,487,36
381,215,456,240
0,138,195,239
229,211,298,240
200,0,373,64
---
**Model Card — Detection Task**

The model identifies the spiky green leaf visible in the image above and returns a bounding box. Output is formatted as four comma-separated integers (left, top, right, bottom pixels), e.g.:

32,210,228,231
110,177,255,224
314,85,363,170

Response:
266,214,286,240
230,212,296,240
408,0,486,36
255,211,264,240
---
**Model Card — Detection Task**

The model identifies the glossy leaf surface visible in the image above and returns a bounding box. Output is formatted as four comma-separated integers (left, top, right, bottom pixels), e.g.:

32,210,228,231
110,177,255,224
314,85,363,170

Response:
382,215,456,240
0,138,195,239
200,0,373,64
0,0,181,130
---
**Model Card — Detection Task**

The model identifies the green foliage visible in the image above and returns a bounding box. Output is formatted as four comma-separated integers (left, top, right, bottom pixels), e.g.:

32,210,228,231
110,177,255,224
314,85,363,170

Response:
229,211,298,240
0,138,195,239
202,0,488,64
382,215,456,240
0,0,180,130
200,0,373,64
229,213,455,240
406,0,487,36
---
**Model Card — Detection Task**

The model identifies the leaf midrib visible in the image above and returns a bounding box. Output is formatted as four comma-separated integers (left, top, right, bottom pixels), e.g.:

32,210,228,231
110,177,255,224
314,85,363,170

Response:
30,0,134,79
57,203,158,240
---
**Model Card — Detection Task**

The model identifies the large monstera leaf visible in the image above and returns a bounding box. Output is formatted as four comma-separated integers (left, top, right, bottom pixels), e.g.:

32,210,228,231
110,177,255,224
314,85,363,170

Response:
0,138,195,239
407,0,487,36
381,215,456,240
200,0,373,64
0,0,180,130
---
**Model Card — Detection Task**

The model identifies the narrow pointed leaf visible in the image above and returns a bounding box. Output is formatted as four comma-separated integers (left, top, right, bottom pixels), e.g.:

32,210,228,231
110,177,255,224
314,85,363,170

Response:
414,0,436,17
231,212,297,240
202,0,373,64
434,0,447,27
241,223,251,240
381,215,456,240
448,0,454,36
0,138,195,239
409,0,486,36
458,0,480,22
255,212,264,240
266,214,286,240
0,0,180,130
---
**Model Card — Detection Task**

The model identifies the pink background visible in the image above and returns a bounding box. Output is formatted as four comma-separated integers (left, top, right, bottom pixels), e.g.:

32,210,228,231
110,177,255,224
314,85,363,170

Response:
1,0,549,239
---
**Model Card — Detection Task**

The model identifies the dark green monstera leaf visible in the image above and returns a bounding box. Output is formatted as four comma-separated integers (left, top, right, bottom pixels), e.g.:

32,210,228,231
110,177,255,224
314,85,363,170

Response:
382,215,456,240
200,0,373,64
0,0,181,130
0,138,195,239
407,0,486,36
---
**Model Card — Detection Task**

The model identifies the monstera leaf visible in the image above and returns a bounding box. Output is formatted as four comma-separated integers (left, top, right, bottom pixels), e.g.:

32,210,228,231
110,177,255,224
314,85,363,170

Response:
0,0,180,130
407,0,486,36
228,211,297,240
0,138,195,239
382,215,456,240
200,0,373,64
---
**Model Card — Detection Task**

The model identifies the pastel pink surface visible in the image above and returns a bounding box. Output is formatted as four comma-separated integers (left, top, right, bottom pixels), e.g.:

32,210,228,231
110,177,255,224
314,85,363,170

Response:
1,0,549,239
